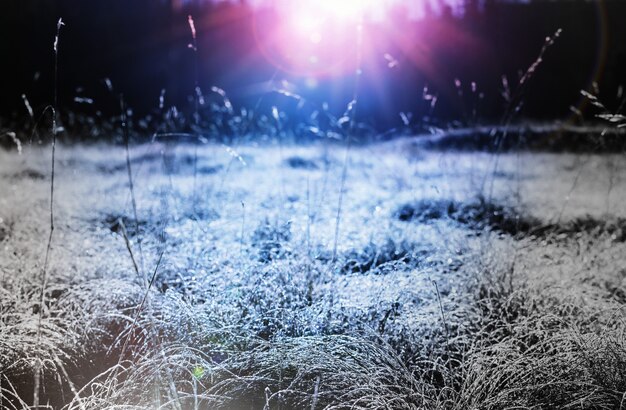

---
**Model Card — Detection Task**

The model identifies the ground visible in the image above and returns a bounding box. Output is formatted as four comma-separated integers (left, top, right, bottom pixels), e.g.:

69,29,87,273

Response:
1,137,625,409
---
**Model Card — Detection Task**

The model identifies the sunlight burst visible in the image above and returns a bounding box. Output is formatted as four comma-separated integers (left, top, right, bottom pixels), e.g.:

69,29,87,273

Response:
258,0,379,76
283,0,377,23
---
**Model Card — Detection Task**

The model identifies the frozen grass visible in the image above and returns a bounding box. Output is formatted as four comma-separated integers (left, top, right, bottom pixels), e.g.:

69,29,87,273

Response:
1,140,626,409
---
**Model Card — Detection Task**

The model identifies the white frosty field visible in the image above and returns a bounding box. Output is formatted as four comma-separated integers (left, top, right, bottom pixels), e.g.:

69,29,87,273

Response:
1,139,625,409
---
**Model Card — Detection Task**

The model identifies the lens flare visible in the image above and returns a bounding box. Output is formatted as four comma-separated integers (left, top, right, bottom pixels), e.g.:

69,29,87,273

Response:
254,0,378,77
285,0,376,22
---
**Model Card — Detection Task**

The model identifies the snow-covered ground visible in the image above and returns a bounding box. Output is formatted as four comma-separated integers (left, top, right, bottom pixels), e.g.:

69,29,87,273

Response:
1,140,625,408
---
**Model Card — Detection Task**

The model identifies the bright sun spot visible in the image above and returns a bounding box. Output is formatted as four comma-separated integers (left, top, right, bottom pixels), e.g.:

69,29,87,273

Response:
256,0,383,76
283,0,376,23
320,0,375,19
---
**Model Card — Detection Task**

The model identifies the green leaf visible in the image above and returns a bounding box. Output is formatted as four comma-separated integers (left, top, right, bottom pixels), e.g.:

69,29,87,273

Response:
193,365,205,380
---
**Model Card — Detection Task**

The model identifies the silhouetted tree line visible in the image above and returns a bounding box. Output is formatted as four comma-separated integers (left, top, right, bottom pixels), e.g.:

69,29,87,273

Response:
0,0,624,129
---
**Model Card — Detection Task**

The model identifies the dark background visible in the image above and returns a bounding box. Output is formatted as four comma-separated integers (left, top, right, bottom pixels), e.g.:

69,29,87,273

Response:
1,0,625,130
